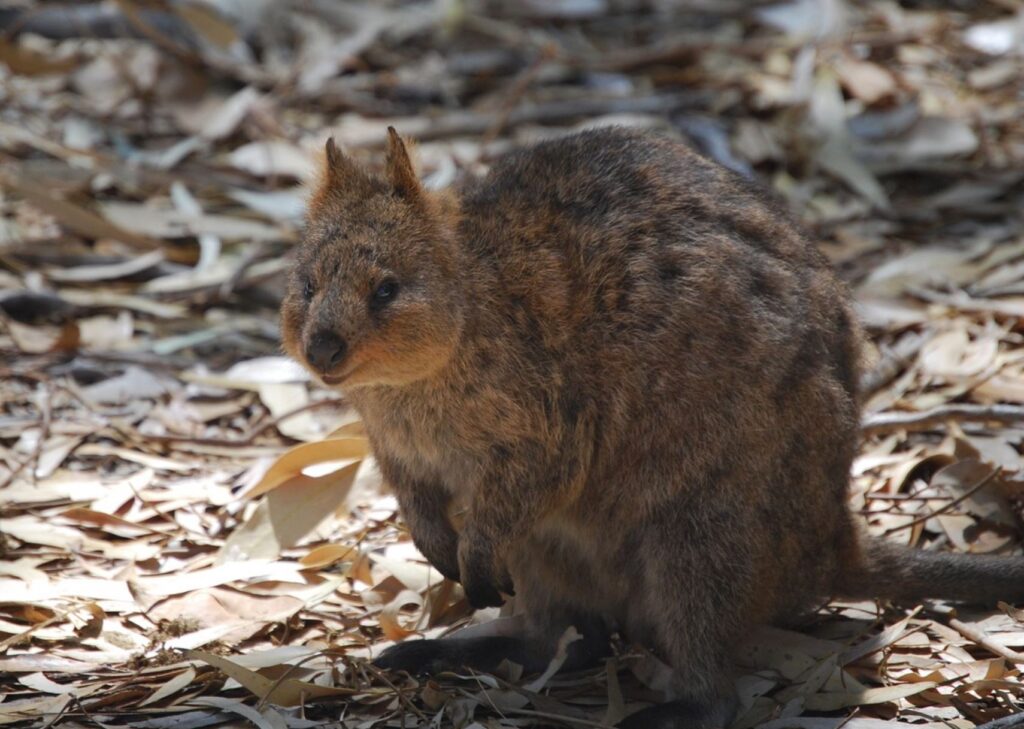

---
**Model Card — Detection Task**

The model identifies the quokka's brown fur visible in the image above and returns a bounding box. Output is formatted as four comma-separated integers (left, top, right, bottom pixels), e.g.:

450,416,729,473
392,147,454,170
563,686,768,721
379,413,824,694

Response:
281,126,1024,729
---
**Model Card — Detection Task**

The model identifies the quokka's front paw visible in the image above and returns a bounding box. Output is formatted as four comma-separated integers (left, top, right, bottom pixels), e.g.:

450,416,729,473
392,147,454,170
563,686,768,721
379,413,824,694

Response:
413,525,461,583
457,531,514,609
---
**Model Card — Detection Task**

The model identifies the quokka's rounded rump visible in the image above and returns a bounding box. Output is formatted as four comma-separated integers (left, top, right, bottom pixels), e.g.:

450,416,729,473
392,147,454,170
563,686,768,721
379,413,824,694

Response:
281,126,1024,729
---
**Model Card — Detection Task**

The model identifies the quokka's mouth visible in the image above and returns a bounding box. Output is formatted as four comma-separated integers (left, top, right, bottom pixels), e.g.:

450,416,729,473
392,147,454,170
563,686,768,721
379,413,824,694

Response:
318,363,361,386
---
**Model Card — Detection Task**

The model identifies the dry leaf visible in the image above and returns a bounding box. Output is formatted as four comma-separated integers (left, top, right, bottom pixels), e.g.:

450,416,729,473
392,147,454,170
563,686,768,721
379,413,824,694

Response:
228,140,317,180
836,57,897,104
219,461,362,562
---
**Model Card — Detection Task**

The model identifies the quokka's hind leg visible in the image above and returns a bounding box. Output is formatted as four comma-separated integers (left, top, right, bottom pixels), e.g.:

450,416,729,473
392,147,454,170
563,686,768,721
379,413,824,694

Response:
374,609,610,676
615,634,738,728
373,611,610,676
375,634,544,675
617,517,756,729
376,530,615,677
374,567,613,679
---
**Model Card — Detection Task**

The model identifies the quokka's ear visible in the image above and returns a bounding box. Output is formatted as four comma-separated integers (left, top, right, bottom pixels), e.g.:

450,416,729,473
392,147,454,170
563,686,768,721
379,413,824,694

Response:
385,126,422,201
323,137,363,186
314,137,381,207
325,137,344,169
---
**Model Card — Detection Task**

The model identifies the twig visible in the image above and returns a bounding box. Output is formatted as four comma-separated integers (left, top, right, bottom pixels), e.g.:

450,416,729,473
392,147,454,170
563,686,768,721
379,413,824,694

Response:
0,610,66,653
0,381,52,490
0,452,33,491
949,617,1024,664
881,468,1000,536
0,170,164,251
112,0,199,67
973,712,1024,729
1,366,344,450
361,661,429,724
219,242,271,301
861,404,1024,435
125,477,187,538
864,493,954,501
581,28,920,72
146,398,346,448
502,707,615,728
254,650,358,712
835,708,861,729
29,380,53,484
483,672,612,726
928,603,1024,665
462,676,510,722
345,92,711,147
482,43,559,145
859,330,930,397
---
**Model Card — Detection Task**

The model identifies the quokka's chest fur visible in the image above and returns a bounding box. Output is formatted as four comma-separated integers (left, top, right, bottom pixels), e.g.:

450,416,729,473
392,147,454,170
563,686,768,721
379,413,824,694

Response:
353,372,543,497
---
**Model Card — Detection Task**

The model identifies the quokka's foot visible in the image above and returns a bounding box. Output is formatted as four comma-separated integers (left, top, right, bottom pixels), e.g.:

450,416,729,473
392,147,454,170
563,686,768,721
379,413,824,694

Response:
373,636,536,675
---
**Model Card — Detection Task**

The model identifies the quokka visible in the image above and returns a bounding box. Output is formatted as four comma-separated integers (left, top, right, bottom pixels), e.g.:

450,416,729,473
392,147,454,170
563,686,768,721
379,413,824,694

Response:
281,126,1024,728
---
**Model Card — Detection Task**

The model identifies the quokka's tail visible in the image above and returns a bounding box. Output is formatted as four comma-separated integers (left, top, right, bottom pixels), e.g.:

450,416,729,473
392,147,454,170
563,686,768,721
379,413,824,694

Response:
838,538,1024,605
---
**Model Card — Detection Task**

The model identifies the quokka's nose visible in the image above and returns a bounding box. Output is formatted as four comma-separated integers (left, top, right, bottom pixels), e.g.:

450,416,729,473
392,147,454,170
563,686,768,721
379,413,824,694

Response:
306,330,347,373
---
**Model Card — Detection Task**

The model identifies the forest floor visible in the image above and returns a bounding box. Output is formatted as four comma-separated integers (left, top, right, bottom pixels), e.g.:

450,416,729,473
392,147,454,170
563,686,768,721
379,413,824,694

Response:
3,1,1024,727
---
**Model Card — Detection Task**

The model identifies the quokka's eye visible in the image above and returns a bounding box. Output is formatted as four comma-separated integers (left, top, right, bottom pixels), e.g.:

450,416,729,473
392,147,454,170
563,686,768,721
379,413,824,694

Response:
302,279,315,302
372,279,399,306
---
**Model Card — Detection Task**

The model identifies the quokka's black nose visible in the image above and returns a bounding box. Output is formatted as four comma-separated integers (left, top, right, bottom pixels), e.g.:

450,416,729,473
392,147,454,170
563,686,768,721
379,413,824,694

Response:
306,331,347,373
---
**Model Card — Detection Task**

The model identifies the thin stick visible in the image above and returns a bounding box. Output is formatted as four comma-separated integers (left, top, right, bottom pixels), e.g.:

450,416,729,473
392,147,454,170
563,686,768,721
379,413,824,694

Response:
503,707,616,728
859,330,930,397
881,468,1000,535
864,493,954,502
0,381,52,490
928,604,1024,664
948,616,1024,664
862,404,1024,435
1,368,345,449
482,43,559,144
361,661,429,724
146,398,346,448
973,713,1024,729
333,92,710,147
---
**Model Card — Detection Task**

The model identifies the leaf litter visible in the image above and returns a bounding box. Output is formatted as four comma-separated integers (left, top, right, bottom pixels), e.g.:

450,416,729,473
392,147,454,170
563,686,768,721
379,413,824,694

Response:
2,0,1024,727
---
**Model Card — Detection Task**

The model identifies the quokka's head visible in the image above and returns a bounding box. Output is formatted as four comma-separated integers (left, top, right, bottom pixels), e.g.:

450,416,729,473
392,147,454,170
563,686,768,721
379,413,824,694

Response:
281,128,464,390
